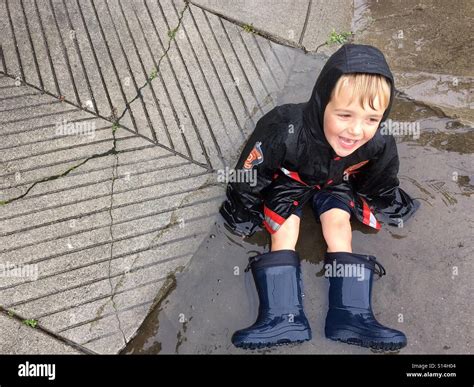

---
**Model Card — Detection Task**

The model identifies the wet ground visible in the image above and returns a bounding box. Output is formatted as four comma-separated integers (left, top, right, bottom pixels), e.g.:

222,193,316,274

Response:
353,0,473,125
123,2,473,354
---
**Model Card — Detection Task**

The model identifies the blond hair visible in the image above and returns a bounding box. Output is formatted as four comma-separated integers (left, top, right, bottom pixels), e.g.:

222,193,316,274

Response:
331,73,391,110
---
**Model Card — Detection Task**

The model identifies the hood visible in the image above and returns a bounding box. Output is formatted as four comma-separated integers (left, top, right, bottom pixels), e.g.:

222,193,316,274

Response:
302,44,395,148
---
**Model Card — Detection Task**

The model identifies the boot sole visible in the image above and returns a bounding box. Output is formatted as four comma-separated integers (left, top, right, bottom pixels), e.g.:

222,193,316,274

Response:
234,329,311,350
326,329,406,351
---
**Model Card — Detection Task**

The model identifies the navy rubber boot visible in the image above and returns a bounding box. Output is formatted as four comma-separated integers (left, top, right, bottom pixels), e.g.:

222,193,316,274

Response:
232,250,312,349
324,252,407,351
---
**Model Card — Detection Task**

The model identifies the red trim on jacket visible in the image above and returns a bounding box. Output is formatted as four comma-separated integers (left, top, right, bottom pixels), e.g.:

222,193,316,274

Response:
362,198,371,225
263,205,286,234
264,205,285,224
360,197,381,230
280,167,308,186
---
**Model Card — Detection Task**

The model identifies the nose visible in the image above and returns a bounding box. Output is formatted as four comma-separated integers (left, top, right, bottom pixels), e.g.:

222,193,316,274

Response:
347,120,363,137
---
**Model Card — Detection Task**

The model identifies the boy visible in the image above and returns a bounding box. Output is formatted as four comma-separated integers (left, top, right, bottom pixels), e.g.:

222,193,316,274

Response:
220,44,419,350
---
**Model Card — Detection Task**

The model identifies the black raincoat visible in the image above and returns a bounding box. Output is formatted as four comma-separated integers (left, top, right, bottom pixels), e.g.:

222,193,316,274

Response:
220,44,420,237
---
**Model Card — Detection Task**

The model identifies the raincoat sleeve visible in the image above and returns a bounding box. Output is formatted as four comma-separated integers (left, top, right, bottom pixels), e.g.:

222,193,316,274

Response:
353,135,420,226
219,113,286,237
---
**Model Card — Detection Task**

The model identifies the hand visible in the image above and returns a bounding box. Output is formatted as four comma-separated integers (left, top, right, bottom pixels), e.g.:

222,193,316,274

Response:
219,200,263,237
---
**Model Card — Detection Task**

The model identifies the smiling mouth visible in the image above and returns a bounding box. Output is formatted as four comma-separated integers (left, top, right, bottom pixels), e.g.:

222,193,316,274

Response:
338,136,360,149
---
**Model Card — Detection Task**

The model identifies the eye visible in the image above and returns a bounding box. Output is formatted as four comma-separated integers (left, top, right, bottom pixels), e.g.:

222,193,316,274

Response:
369,118,380,123
338,114,350,118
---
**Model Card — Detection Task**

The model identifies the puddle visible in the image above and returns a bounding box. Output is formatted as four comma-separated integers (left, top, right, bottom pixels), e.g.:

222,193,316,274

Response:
353,0,474,125
124,3,473,354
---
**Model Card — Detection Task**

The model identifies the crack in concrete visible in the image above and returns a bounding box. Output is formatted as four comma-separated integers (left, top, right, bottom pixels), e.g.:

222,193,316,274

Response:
103,176,222,338
115,2,189,124
105,124,128,346
0,125,121,206
105,36,215,342
298,0,313,45
101,180,218,334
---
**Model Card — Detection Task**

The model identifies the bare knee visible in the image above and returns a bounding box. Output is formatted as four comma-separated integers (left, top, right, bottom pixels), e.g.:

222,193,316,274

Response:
271,214,300,251
320,209,352,253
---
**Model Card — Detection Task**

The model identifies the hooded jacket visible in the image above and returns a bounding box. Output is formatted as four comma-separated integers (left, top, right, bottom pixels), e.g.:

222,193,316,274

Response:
220,44,420,236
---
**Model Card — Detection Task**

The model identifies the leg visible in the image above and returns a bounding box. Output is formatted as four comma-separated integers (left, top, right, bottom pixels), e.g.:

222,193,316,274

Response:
270,214,300,251
320,208,352,253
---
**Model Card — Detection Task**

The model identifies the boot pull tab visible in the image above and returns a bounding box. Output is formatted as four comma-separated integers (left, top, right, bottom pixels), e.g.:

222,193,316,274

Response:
374,261,386,278
245,254,262,272
367,255,387,278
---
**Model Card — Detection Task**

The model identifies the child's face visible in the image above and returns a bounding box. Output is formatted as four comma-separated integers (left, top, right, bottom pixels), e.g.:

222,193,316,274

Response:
323,81,387,157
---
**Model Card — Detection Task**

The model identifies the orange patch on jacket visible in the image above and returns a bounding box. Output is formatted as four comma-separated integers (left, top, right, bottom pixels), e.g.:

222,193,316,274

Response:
243,141,264,169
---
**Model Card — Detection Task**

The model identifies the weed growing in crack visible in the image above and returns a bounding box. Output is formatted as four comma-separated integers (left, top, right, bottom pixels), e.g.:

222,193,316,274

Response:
168,27,178,39
149,68,158,81
23,319,38,328
243,23,255,33
112,122,120,134
327,29,353,45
